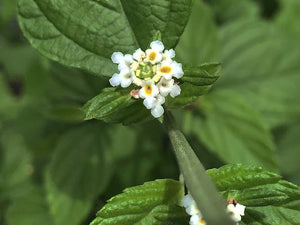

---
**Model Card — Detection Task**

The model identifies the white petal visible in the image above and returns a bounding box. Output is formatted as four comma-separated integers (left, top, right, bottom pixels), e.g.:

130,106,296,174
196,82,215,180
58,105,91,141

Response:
109,73,121,86
172,61,184,78
150,40,164,52
111,52,124,64
124,54,134,64
138,88,147,99
121,78,132,88
118,62,129,71
182,194,194,208
163,73,173,80
170,84,181,97
190,214,201,225
143,97,156,109
158,78,174,96
152,84,159,96
164,49,175,59
235,204,246,216
157,95,165,105
133,48,145,61
151,104,164,118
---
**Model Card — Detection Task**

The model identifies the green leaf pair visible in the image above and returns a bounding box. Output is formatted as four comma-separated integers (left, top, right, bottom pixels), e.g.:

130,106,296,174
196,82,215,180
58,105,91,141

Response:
90,164,300,225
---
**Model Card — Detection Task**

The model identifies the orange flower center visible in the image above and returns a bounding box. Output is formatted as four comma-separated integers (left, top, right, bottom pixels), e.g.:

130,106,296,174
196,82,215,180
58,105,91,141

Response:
159,66,172,74
145,84,153,96
148,52,157,61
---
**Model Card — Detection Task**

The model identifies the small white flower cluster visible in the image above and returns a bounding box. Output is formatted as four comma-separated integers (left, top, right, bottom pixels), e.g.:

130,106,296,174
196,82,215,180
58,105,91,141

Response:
182,195,246,225
109,40,183,118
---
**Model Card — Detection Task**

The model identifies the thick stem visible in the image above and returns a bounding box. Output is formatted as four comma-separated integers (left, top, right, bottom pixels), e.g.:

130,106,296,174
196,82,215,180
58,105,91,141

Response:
164,111,235,225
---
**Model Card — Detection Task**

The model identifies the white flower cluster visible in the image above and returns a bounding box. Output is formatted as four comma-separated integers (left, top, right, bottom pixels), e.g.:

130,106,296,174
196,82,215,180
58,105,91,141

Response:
182,195,246,225
109,40,183,118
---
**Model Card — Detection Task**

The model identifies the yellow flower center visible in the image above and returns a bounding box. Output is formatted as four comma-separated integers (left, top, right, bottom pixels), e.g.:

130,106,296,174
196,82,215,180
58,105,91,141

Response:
145,84,153,96
199,219,206,225
148,51,157,61
159,66,172,74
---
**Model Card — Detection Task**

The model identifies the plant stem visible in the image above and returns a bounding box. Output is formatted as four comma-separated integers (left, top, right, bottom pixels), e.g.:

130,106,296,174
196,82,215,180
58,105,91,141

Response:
164,111,235,225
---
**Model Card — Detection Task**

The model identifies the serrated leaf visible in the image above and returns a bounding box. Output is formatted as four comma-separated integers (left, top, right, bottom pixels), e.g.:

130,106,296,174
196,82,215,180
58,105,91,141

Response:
208,164,300,225
90,179,188,225
17,0,192,76
83,88,132,120
166,63,220,108
184,90,278,172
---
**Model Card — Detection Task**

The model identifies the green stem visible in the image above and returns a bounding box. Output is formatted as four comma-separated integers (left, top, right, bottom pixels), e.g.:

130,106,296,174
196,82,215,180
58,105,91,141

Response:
164,111,235,225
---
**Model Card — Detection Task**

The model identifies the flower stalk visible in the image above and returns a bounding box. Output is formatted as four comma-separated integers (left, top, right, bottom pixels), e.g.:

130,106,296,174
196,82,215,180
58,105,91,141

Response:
164,111,236,225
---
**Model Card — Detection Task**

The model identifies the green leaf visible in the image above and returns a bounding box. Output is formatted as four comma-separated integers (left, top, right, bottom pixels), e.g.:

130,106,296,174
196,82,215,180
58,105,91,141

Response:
184,90,278,172
90,179,188,225
6,186,55,225
175,0,220,63
17,0,192,76
83,88,153,124
165,63,221,108
83,88,131,120
208,164,300,225
216,18,300,127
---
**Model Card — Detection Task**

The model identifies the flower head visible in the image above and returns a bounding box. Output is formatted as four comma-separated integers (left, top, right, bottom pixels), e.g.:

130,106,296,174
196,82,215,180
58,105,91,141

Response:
182,195,246,225
109,40,184,118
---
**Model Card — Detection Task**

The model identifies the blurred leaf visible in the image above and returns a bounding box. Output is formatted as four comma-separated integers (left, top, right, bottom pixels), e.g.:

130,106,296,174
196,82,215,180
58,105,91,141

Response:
275,0,300,36
165,63,221,108
90,179,188,225
0,131,32,200
0,43,39,79
208,164,300,225
216,19,300,127
205,0,259,23
6,186,54,225
48,123,113,200
278,123,300,185
45,170,93,225
185,90,278,172
42,104,85,122
17,0,192,76
176,0,220,63
0,0,18,23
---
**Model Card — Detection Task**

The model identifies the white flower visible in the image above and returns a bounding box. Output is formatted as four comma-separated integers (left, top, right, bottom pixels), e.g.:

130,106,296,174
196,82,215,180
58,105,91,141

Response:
145,40,164,64
111,52,134,71
143,95,165,118
182,194,206,225
109,68,135,88
109,40,184,119
157,78,174,97
157,60,184,80
163,49,175,61
170,84,181,98
133,48,145,61
182,194,201,216
138,80,159,99
227,203,246,222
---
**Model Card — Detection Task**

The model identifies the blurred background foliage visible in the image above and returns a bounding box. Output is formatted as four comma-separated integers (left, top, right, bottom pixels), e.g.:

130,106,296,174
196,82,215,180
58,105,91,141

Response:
1,0,300,224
